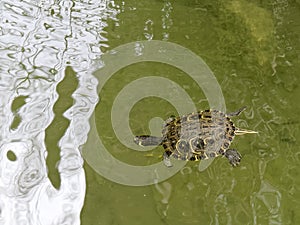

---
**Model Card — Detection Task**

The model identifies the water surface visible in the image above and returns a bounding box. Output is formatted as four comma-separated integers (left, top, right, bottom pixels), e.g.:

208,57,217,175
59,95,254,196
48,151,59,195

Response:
0,0,299,225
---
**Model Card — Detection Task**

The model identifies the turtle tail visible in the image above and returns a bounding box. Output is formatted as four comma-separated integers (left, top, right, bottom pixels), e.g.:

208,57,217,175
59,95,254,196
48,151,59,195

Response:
134,135,163,146
235,128,258,135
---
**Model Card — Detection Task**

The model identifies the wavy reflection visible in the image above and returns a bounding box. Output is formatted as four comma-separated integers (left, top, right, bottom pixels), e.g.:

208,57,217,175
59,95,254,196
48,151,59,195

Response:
0,0,118,224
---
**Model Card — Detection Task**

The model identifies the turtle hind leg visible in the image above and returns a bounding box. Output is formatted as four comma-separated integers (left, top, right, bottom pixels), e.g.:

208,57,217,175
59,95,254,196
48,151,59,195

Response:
134,135,163,146
227,106,247,117
224,149,242,167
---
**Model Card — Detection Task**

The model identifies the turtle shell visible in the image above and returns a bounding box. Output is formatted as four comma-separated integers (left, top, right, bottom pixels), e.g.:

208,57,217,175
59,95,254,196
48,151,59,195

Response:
161,109,236,161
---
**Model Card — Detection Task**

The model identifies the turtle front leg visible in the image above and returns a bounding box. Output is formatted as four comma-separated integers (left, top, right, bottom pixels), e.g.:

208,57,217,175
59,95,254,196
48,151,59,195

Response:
224,149,242,167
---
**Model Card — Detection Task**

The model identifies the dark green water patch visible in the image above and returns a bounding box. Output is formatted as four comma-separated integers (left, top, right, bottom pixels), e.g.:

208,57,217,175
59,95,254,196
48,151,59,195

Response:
10,95,28,130
6,149,17,161
45,66,78,189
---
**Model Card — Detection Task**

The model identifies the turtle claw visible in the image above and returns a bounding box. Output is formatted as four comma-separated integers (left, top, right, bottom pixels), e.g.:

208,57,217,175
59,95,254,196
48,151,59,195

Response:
164,115,176,126
225,149,242,167
163,152,173,167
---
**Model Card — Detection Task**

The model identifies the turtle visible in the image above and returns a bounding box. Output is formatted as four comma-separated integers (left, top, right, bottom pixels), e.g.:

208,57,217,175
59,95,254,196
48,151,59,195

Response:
134,106,257,167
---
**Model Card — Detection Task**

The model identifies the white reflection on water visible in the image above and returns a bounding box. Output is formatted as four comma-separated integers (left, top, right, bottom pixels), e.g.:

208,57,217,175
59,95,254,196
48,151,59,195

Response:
0,0,118,224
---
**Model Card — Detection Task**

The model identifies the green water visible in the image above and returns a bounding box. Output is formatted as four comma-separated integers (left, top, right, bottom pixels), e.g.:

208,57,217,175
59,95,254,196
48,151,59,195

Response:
82,0,300,224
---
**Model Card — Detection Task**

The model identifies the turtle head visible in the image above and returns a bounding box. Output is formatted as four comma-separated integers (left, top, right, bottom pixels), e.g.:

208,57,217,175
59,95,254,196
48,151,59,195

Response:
134,135,163,146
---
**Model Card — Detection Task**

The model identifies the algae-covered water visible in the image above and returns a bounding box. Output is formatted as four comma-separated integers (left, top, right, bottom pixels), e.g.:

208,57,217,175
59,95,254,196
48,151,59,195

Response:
82,1,300,225
0,0,299,224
